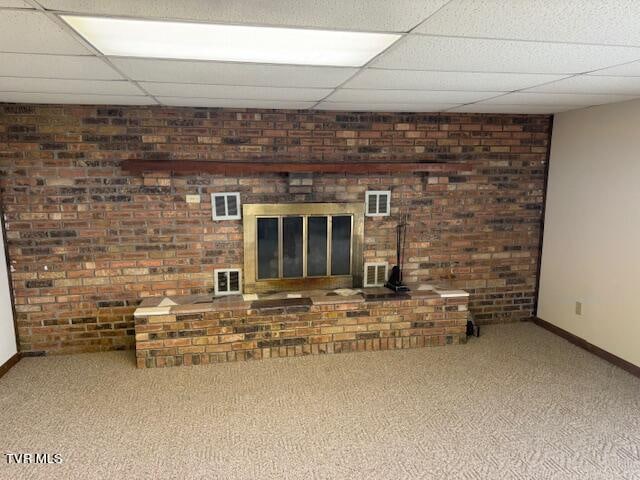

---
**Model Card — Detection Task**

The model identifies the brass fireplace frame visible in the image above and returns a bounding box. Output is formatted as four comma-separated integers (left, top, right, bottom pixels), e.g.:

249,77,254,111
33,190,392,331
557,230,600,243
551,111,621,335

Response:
243,203,364,293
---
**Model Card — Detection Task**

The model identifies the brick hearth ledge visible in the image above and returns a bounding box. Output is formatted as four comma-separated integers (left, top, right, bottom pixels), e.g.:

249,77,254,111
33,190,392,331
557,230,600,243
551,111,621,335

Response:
134,284,469,368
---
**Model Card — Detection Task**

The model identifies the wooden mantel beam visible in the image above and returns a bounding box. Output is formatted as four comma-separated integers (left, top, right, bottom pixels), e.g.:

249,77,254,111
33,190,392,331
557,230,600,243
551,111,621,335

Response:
121,160,471,175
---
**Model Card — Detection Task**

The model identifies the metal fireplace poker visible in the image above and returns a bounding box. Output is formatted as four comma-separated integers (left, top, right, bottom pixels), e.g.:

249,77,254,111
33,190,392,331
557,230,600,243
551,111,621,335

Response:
385,213,410,293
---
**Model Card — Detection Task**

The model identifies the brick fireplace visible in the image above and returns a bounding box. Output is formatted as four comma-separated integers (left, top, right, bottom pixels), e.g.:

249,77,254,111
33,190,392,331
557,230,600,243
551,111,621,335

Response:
0,104,551,356
133,185,473,368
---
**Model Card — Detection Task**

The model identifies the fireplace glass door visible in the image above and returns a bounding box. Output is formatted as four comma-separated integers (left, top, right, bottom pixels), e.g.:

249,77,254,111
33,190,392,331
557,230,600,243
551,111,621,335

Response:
256,215,352,280
243,202,364,293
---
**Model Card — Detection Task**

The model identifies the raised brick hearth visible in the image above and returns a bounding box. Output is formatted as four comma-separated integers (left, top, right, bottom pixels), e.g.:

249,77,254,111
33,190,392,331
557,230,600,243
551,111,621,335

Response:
134,285,469,368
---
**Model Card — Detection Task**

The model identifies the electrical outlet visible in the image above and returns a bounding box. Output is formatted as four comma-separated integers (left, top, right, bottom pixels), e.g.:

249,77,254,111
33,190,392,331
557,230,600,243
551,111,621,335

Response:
575,301,582,315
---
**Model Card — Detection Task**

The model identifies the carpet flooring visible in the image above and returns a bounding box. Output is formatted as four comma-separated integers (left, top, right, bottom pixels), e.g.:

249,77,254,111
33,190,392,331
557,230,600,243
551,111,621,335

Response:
1,323,639,480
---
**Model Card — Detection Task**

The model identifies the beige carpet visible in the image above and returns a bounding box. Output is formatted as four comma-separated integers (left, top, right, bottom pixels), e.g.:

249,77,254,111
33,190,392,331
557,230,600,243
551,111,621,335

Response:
1,323,639,480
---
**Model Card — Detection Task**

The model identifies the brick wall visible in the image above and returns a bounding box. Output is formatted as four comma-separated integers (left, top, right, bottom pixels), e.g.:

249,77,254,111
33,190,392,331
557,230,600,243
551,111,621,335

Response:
0,104,551,355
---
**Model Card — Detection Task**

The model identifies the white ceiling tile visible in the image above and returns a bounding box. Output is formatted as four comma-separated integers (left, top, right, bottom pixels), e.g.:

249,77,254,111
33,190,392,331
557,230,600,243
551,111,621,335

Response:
158,97,315,109
316,102,459,112
0,92,154,104
327,88,502,104
447,104,571,114
0,53,123,79
525,75,640,95
345,69,568,91
480,92,637,106
588,61,640,77
374,36,640,74
418,0,640,47
40,0,448,32
0,10,90,55
111,58,356,88
0,0,32,6
0,77,141,95
142,82,331,101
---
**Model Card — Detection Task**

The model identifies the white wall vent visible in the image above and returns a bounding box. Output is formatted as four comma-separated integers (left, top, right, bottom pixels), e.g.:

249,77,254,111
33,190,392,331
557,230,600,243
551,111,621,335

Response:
364,262,388,287
365,190,390,217
214,269,242,296
211,192,241,220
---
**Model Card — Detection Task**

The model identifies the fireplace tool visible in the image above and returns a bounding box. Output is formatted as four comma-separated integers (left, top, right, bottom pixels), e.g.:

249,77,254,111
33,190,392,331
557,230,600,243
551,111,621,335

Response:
385,213,410,293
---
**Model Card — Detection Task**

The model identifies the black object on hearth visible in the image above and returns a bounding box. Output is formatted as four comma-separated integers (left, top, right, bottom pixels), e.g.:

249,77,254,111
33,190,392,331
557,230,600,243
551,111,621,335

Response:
466,313,481,337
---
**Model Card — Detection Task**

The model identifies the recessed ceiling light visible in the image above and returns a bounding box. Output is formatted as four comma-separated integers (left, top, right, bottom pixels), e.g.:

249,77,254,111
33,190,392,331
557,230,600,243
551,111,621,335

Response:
60,15,401,67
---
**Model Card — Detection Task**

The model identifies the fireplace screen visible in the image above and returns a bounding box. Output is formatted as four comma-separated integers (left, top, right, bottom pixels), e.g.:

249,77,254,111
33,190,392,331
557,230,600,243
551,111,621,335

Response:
243,203,364,293
257,214,351,280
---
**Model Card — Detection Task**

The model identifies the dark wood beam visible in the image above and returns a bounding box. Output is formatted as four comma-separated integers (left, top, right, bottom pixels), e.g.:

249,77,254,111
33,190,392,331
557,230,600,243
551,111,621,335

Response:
121,160,471,175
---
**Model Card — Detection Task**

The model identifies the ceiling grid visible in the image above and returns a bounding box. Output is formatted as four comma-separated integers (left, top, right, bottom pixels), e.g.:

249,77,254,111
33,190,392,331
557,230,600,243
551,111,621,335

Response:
0,0,639,113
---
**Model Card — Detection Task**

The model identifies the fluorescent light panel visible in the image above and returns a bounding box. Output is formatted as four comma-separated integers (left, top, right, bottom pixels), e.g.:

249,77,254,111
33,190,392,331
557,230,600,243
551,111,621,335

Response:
61,15,400,67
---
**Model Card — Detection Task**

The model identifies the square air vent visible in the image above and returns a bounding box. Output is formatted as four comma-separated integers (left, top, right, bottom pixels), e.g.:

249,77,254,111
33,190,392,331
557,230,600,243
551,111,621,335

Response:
211,192,241,220
364,262,388,287
365,190,390,217
214,269,242,296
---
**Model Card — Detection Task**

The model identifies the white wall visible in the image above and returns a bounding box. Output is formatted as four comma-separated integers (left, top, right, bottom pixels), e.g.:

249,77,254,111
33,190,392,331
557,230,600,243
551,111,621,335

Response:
538,99,640,367
0,218,17,365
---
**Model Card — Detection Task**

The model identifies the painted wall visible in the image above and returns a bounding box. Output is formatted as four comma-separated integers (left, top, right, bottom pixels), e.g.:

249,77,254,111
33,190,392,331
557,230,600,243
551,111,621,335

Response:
0,217,18,365
538,99,640,367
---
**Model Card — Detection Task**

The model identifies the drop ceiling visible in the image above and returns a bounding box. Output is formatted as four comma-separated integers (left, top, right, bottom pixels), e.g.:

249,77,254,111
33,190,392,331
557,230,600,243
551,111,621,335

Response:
2,0,640,113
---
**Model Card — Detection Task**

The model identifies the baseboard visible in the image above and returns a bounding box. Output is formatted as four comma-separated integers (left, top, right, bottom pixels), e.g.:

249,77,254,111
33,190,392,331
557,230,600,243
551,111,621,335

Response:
0,352,21,380
533,317,640,379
